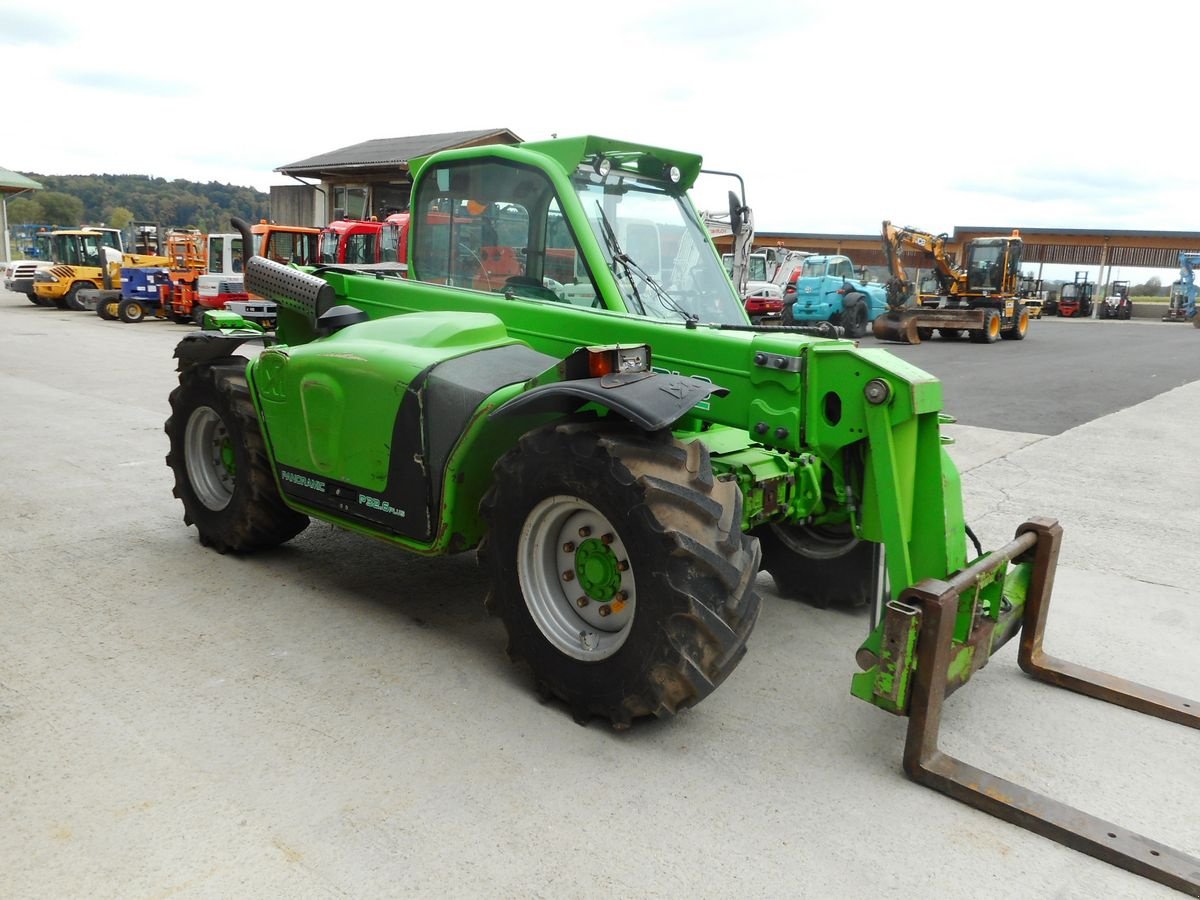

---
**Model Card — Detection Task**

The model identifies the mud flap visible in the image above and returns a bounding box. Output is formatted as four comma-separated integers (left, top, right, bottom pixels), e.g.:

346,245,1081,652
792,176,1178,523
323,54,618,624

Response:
897,518,1200,894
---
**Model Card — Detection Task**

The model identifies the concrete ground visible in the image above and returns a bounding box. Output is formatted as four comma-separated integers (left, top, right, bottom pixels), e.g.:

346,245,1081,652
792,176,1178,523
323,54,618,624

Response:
1,292,1196,899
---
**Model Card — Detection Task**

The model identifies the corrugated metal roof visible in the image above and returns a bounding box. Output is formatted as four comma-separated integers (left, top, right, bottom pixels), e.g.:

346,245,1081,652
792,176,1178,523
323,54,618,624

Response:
0,167,43,192
276,128,522,175
956,225,1200,240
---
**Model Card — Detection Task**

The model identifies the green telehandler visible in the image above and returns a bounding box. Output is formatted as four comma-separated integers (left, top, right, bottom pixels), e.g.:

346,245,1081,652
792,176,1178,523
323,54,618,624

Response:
165,136,1198,894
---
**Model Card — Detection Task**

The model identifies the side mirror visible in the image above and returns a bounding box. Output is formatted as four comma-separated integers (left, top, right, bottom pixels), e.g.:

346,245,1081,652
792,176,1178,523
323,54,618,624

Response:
727,190,743,237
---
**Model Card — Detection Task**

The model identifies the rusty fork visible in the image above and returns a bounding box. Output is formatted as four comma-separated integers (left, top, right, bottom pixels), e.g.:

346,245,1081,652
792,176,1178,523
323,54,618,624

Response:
901,518,1200,896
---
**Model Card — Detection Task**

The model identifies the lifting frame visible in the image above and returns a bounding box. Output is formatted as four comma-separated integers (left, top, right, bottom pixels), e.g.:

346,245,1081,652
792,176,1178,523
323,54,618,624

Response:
898,518,1200,895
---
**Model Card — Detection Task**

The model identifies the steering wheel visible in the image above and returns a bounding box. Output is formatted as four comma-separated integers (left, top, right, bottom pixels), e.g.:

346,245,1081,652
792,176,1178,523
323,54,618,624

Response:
503,274,561,302
456,242,493,291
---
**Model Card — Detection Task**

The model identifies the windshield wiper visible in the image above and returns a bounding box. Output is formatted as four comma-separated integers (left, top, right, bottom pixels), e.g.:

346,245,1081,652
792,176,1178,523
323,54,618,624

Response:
594,201,699,326
594,202,647,316
621,251,700,326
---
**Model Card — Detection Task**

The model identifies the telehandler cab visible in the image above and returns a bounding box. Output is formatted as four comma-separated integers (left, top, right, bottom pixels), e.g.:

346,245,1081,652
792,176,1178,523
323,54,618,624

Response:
165,136,1198,893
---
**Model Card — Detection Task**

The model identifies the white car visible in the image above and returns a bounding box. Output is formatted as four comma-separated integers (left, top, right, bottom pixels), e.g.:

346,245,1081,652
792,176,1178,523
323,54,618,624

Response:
4,258,54,304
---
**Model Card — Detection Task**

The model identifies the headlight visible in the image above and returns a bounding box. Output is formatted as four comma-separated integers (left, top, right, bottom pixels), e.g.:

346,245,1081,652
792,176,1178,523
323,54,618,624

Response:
34,271,58,283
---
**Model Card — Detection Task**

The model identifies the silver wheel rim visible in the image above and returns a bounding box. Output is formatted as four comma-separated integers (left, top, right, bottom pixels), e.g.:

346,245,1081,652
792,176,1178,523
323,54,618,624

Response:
517,495,636,662
184,405,235,511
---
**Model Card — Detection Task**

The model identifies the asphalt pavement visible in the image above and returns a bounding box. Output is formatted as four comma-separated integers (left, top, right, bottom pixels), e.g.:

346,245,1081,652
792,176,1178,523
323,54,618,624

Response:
861,316,1199,435
1,292,1197,899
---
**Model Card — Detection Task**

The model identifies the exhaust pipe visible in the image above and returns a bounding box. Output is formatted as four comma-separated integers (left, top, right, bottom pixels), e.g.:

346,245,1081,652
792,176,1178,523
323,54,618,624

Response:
230,217,256,271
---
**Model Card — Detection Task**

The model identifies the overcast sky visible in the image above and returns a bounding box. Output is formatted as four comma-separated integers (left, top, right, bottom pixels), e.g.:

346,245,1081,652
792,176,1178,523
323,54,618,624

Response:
3,0,1194,283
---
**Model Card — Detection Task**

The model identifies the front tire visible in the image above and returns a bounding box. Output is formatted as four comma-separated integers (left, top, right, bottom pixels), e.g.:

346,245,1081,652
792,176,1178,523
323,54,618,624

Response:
65,282,90,312
1001,303,1029,340
480,423,761,727
118,298,146,323
165,359,309,553
970,309,1002,343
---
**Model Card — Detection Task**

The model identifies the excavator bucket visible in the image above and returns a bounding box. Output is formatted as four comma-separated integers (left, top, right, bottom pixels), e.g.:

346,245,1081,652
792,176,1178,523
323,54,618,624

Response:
872,310,920,343
891,518,1200,895
872,307,991,344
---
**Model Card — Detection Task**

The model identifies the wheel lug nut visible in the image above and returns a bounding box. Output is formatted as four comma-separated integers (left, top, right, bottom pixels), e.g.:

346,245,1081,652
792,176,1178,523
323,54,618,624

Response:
598,604,612,617
563,542,575,553
617,560,629,572
614,591,627,603
562,570,575,581
601,532,614,545
578,525,592,538
576,596,589,608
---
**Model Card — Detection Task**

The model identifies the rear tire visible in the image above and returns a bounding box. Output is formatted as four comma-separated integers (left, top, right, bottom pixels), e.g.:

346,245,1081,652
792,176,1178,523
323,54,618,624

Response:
754,522,877,609
479,422,761,727
165,358,309,553
842,296,868,338
916,327,933,341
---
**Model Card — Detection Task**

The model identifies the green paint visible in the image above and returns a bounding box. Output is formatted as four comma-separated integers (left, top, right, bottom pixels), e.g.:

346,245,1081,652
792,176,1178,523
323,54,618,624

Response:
575,539,621,601
235,135,1009,710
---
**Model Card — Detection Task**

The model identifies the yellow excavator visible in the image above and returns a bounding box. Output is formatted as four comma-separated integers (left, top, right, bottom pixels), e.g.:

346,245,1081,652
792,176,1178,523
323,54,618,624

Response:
877,220,1031,344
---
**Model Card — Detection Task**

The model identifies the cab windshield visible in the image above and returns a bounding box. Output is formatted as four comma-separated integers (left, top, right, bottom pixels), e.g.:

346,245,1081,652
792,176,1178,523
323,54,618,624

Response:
572,171,744,325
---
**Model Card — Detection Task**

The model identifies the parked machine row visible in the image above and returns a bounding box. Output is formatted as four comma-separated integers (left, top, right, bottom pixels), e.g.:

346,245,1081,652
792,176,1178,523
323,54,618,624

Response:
8,214,420,326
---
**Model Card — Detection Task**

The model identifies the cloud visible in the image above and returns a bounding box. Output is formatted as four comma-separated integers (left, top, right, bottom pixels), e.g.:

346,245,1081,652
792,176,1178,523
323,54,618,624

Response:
953,168,1164,204
0,9,77,46
640,0,822,48
55,68,193,99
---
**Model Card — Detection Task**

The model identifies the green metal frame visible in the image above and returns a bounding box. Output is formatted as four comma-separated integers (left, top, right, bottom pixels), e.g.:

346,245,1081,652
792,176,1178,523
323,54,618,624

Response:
209,135,1200,892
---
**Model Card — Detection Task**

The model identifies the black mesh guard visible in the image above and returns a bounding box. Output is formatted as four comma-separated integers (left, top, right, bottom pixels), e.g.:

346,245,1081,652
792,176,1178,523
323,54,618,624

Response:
244,257,336,322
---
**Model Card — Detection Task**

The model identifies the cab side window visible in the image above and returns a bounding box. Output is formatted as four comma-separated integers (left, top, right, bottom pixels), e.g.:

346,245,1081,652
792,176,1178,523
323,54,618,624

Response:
411,160,597,304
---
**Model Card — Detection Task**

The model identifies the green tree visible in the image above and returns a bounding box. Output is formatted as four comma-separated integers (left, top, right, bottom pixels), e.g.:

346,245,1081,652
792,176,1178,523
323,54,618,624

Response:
1132,276,1163,296
7,197,45,223
108,206,134,230
38,191,85,226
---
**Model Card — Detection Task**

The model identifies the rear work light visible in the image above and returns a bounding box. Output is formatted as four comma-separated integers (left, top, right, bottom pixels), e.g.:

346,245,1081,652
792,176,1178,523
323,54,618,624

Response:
587,344,651,377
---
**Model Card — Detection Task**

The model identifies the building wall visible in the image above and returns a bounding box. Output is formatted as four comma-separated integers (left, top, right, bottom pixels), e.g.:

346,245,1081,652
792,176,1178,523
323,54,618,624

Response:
268,184,322,228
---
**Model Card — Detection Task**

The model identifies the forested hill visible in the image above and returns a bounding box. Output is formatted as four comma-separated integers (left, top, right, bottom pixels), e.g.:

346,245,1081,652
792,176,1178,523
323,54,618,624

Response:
10,172,269,234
